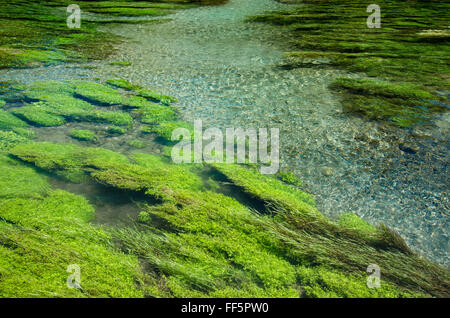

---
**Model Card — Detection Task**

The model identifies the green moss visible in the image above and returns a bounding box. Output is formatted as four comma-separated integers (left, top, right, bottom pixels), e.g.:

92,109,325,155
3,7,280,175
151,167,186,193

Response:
139,104,177,124
113,189,299,297
12,127,35,139
106,78,141,91
330,78,437,100
75,1,192,10
137,211,151,224
278,170,302,187
90,152,204,201
127,139,145,149
145,121,194,142
211,163,318,217
0,130,30,151
105,79,177,107
329,87,440,127
0,162,145,297
109,61,132,67
4,47,66,67
9,141,449,297
136,88,177,105
296,266,416,298
10,143,203,202
122,96,157,108
88,110,133,126
70,129,98,142
86,7,172,17
9,142,128,183
339,213,377,237
11,103,66,127
12,85,133,127
72,81,124,106
106,79,177,107
0,99,5,108
112,186,427,298
31,94,94,113
0,155,49,198
107,126,126,135
0,109,28,129
24,80,75,99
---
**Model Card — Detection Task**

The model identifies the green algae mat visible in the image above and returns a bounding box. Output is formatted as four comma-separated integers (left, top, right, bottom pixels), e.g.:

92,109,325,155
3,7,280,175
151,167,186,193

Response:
251,0,449,127
1,77,449,298
0,0,449,299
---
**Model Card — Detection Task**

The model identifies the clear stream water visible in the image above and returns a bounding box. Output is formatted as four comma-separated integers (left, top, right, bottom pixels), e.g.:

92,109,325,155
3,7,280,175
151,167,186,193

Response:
1,0,448,265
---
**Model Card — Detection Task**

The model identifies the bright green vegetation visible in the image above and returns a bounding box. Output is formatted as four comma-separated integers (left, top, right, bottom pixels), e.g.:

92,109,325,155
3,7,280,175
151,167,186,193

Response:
122,96,158,108
2,70,448,297
277,170,303,187
109,61,133,67
82,7,173,17
0,99,5,108
127,139,145,148
329,78,444,126
9,142,129,184
251,0,450,126
1,2,448,299
144,121,194,141
10,143,203,202
88,110,134,126
7,80,138,127
339,213,377,237
0,79,180,142
0,130,30,151
7,141,450,297
211,163,318,216
107,126,127,135
106,78,178,105
0,155,145,297
137,89,177,105
107,78,142,91
0,110,28,130
70,129,98,142
331,78,436,100
0,155,49,199
0,1,114,69
139,104,177,124
11,128,35,139
24,80,76,99
72,81,125,106
11,103,67,127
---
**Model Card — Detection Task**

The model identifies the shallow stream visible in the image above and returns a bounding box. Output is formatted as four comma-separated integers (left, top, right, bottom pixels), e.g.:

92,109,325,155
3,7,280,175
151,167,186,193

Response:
1,0,448,265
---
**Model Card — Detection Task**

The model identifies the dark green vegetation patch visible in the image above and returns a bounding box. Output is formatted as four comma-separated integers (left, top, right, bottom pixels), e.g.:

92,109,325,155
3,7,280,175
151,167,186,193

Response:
251,0,450,126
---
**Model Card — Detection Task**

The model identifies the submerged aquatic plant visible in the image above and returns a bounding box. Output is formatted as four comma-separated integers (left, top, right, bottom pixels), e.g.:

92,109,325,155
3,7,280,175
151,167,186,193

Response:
70,129,98,142
250,0,450,126
8,141,450,298
0,154,145,297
